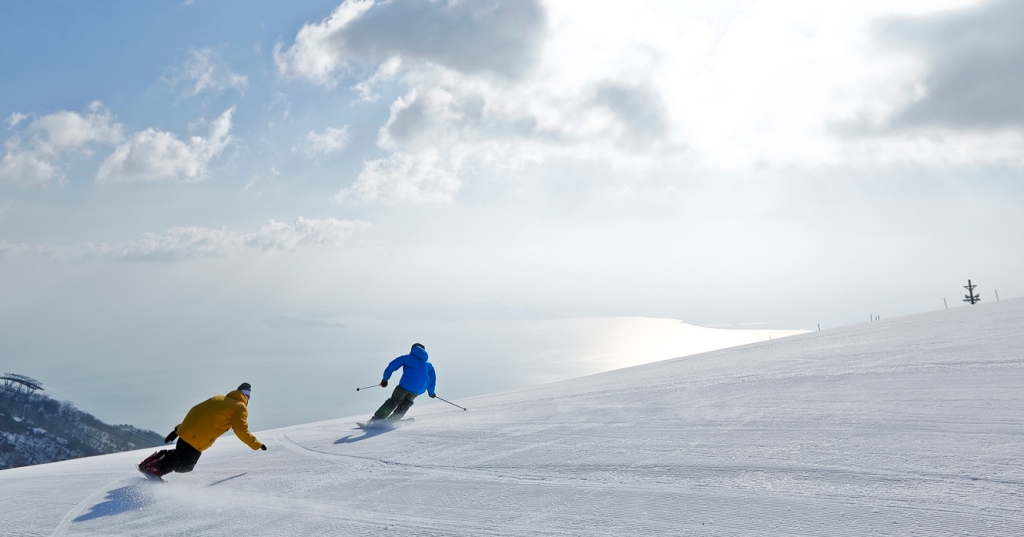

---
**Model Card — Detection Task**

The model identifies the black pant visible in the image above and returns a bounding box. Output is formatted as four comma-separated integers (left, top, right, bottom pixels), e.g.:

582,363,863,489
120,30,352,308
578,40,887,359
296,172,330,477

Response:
372,385,418,421
153,438,202,475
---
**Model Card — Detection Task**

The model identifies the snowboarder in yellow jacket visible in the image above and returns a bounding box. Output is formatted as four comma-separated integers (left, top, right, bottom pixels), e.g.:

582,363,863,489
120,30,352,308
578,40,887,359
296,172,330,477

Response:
138,383,266,479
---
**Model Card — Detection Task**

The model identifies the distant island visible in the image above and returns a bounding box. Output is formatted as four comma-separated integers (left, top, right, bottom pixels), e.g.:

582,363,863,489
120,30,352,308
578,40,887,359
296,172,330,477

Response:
0,374,162,470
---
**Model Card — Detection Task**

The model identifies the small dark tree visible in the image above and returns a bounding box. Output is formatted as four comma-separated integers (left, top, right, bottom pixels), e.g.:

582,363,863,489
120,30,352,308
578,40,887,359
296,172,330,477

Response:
963,279,980,305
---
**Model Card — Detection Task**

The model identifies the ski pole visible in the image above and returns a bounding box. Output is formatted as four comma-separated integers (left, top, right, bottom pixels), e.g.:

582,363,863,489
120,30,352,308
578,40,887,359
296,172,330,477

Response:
434,395,467,411
356,384,380,392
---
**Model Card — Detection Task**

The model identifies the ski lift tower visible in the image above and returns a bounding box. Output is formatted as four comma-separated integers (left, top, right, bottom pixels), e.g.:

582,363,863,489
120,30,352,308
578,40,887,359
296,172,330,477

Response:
963,279,980,305
0,373,43,417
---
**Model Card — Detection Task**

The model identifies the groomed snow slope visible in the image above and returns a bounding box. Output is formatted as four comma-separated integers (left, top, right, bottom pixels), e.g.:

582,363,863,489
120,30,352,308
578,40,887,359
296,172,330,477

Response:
3,300,1023,536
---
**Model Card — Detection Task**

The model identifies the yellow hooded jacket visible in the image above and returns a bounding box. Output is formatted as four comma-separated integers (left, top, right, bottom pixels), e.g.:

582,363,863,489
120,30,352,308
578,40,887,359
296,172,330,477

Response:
174,390,262,452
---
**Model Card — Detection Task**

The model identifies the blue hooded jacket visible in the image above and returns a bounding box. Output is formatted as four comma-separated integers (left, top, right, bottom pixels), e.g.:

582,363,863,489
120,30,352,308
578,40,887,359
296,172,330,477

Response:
383,345,436,396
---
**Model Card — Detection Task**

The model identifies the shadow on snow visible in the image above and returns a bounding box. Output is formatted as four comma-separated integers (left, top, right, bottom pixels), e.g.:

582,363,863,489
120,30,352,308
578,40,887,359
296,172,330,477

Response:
333,426,392,445
207,472,247,487
74,485,151,522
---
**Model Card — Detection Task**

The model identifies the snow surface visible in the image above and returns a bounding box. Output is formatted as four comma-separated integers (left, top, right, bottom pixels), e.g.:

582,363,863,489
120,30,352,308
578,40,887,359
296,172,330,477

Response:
2,300,1022,536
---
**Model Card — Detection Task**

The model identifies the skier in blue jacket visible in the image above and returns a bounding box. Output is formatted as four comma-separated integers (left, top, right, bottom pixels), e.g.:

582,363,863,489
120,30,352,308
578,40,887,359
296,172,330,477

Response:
370,343,437,422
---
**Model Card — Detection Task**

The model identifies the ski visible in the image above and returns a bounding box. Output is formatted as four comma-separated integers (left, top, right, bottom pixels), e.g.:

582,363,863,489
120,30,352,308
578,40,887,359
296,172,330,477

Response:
136,464,166,483
355,418,415,430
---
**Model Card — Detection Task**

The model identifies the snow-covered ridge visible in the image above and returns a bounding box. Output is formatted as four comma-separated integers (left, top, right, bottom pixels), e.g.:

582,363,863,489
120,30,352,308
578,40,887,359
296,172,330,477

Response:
2,299,1022,536
0,390,162,471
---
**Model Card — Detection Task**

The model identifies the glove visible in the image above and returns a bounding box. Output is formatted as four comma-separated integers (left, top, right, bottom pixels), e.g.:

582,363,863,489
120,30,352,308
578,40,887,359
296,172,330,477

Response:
260,444,267,451
380,379,388,388
429,393,436,398
164,429,178,444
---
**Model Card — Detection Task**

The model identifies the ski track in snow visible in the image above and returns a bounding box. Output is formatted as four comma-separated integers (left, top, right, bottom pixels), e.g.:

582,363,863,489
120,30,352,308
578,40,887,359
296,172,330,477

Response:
2,299,1023,535
51,472,135,537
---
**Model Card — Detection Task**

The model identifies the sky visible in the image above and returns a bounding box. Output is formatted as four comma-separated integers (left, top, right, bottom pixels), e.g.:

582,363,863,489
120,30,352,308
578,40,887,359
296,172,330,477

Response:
1,0,1023,418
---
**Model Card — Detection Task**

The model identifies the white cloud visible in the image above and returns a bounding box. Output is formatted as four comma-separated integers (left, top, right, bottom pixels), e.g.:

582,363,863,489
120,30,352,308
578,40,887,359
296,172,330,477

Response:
331,62,675,203
303,126,351,157
0,217,370,262
28,102,123,157
352,57,401,102
335,149,462,204
171,48,249,98
555,0,1022,169
0,238,105,261
6,113,27,128
0,102,123,187
95,108,234,184
0,230,240,262
278,0,1024,206
1,104,240,187
115,226,243,260
0,149,60,188
875,0,1024,131
274,0,375,88
274,0,546,86
246,216,371,250
283,0,691,204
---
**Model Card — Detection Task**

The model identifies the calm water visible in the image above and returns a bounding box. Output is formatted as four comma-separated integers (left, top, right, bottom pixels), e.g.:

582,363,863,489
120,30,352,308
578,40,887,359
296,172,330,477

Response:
6,316,803,432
